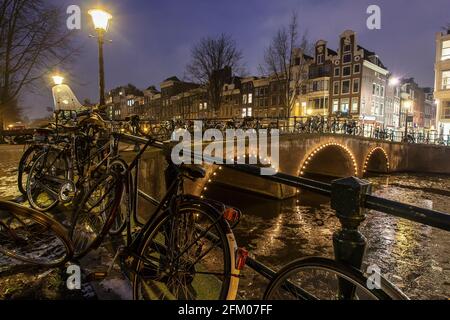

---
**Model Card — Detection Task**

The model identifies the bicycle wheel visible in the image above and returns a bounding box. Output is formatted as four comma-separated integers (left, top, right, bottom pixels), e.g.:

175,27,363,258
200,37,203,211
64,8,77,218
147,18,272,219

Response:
26,148,69,212
70,172,123,259
18,144,43,195
0,200,73,267
133,200,237,300
263,257,408,300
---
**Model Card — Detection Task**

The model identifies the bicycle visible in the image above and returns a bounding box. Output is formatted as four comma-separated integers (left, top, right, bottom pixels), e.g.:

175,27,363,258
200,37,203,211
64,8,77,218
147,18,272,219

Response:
25,109,110,211
263,256,408,300
69,133,247,300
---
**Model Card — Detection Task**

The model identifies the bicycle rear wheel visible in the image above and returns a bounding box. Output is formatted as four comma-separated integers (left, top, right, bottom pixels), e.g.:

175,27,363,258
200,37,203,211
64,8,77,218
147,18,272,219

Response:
263,257,407,300
133,200,238,300
0,200,73,267
26,148,69,212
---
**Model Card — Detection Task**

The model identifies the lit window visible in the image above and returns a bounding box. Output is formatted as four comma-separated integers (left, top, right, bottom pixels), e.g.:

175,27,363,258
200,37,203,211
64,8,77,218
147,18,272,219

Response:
353,79,360,93
442,70,450,90
204,102,207,109
248,93,253,104
242,94,247,104
351,98,359,113
341,80,351,94
332,99,339,112
442,40,450,61
340,98,349,113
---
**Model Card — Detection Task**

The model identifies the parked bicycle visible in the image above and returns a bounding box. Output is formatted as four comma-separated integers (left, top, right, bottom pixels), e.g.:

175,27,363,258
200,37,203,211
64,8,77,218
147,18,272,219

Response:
69,133,247,300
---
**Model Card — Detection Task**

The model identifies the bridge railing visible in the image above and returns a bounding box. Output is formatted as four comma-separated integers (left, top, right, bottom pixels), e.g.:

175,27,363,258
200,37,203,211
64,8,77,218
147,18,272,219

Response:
117,132,450,286
113,115,450,147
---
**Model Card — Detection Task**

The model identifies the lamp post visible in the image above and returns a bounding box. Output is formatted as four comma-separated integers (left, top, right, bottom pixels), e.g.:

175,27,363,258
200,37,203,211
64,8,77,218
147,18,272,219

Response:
401,99,412,141
88,9,112,108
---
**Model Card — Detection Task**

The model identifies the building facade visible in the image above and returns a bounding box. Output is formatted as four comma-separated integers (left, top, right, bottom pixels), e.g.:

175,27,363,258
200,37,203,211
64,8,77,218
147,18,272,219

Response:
434,30,450,136
106,29,435,133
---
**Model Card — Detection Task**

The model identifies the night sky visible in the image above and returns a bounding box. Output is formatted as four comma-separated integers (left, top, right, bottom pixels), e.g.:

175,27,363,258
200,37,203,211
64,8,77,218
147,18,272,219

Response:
23,0,450,119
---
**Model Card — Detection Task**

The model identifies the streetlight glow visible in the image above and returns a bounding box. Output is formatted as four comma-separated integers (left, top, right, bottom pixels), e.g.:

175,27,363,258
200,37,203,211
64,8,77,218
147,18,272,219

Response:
52,75,64,85
389,77,399,86
88,9,112,32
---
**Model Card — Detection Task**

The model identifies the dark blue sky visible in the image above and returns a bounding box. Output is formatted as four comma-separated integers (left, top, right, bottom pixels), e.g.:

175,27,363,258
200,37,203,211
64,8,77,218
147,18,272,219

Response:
23,0,450,118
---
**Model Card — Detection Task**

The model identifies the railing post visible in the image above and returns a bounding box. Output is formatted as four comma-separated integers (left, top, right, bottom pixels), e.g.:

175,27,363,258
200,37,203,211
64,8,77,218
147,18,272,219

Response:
331,177,371,299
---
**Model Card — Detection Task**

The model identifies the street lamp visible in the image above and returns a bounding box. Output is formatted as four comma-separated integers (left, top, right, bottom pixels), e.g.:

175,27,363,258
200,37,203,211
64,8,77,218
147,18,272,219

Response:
402,100,412,141
88,8,112,107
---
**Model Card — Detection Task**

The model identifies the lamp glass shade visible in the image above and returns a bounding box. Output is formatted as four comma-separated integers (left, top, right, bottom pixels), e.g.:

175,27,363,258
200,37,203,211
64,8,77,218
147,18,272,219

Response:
88,9,112,31
52,75,64,85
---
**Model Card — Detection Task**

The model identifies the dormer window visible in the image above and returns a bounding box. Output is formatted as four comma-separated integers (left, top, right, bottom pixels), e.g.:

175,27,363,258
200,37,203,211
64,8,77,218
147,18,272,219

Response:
317,54,324,64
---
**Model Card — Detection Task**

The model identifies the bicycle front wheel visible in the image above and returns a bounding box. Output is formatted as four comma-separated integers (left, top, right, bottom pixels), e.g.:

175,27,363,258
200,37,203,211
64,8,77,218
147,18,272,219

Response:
70,172,123,259
18,145,43,195
0,200,73,267
263,257,407,300
133,200,237,300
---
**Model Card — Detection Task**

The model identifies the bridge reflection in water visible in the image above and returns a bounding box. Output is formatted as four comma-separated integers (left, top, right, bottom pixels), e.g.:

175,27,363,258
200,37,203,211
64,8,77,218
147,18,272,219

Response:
201,173,450,300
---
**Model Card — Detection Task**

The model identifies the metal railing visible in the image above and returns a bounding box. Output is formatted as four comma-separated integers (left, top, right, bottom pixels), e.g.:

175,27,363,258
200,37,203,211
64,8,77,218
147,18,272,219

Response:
114,115,450,147
117,132,450,286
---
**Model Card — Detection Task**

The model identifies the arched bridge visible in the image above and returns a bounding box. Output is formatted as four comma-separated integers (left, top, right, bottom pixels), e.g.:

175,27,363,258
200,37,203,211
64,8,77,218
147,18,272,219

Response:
187,133,450,199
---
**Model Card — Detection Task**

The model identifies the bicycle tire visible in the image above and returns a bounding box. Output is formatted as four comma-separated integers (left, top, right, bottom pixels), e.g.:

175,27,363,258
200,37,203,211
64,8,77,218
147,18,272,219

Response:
18,145,43,195
0,200,73,267
132,200,237,300
263,257,408,300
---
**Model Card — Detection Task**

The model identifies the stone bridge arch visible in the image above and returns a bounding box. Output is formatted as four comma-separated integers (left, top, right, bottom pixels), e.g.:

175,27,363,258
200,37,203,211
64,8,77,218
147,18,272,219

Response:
362,146,390,175
298,142,358,179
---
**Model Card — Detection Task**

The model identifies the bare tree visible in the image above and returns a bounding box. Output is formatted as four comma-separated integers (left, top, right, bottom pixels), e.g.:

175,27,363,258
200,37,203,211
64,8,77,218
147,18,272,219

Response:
0,0,77,128
186,33,243,115
260,12,312,118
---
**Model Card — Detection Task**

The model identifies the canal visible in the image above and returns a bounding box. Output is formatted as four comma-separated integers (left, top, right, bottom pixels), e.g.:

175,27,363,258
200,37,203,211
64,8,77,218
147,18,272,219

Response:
204,173,450,300
0,145,449,299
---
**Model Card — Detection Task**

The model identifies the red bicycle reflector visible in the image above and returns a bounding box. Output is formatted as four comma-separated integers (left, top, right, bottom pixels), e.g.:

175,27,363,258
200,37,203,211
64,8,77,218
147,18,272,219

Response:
235,247,248,270
223,207,239,223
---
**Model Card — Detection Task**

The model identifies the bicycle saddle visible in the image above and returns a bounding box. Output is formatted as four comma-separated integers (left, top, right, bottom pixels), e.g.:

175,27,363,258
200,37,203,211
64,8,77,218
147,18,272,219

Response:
181,165,206,179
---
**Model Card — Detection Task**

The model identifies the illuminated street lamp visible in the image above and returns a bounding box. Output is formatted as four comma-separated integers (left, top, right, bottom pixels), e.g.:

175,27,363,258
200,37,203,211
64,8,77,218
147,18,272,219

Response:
388,77,399,87
402,99,413,141
88,8,112,107
52,75,64,85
